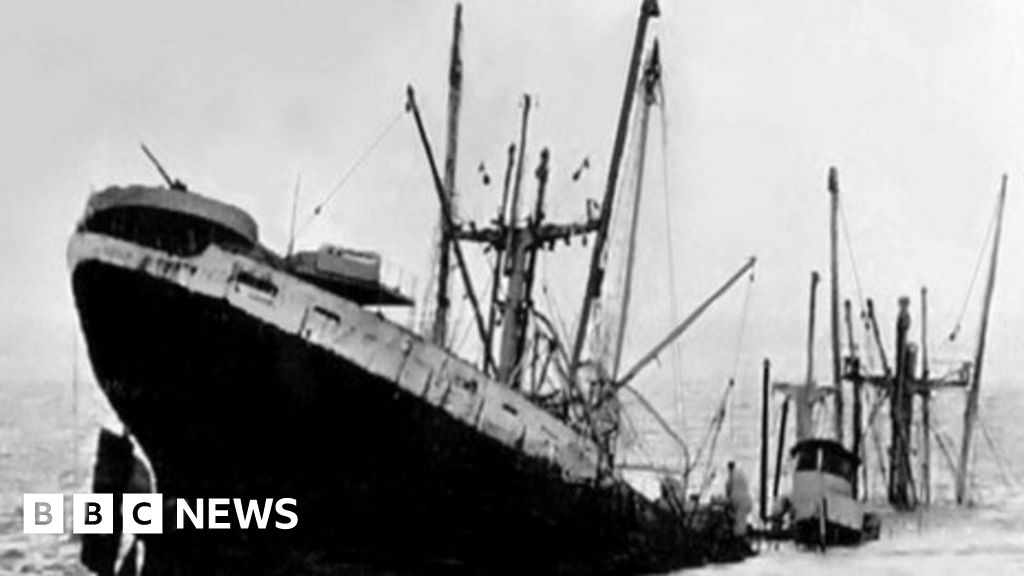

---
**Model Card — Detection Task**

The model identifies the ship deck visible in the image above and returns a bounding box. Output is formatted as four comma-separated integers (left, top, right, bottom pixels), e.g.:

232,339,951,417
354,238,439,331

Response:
71,246,743,573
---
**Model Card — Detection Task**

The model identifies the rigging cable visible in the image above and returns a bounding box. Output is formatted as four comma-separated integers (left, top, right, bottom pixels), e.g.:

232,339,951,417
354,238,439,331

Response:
691,378,734,495
597,97,645,369
839,198,883,374
455,274,492,359
675,271,756,495
948,194,999,342
929,413,960,484
617,407,655,466
621,384,692,477
655,80,687,435
297,108,405,238
727,270,755,442
838,197,870,320
541,257,573,354
977,408,1019,490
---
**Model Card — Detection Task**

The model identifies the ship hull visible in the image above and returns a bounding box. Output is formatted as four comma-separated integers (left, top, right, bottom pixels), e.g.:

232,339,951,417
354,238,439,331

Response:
72,258,727,574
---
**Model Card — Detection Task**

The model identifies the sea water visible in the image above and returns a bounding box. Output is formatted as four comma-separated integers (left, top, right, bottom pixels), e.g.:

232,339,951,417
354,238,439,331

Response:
1,376,1021,574
676,381,1024,575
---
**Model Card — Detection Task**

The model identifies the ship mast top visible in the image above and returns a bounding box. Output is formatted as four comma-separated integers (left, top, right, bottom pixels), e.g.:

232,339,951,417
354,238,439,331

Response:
569,0,659,377
429,3,464,348
956,174,1008,504
406,1,764,480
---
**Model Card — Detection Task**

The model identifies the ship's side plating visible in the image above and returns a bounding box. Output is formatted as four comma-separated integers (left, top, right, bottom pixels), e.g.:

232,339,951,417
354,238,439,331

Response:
69,187,718,574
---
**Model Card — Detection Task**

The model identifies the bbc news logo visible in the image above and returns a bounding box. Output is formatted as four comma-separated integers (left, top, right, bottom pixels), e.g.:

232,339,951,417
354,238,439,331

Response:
24,494,298,534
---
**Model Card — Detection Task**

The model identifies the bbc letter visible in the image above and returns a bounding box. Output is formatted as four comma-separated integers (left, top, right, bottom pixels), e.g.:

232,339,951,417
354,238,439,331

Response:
73,494,113,534
23,494,63,535
123,494,163,534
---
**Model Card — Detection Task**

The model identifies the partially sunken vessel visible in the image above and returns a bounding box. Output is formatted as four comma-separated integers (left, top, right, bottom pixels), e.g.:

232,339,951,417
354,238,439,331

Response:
68,1,752,573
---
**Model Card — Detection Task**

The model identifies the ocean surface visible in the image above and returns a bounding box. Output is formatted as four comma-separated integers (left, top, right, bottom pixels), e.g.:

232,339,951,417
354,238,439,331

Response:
1,375,1021,575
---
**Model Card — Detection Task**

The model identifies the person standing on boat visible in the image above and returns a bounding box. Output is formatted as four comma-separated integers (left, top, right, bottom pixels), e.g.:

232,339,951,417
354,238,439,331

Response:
725,461,753,536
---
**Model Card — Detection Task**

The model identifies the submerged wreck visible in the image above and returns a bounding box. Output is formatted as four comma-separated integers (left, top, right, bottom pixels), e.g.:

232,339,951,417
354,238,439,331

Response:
760,168,1008,549
69,1,758,574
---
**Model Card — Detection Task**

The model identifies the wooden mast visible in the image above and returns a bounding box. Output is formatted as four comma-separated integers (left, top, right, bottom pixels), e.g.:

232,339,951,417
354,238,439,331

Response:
828,168,844,445
569,0,660,375
431,3,464,347
956,174,1008,505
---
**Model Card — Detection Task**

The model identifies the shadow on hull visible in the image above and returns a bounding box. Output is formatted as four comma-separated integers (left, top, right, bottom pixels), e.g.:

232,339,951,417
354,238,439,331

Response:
74,261,746,574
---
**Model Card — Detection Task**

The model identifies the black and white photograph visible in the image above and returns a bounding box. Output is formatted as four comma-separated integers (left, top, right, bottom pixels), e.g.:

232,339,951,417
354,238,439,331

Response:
1,0,1022,574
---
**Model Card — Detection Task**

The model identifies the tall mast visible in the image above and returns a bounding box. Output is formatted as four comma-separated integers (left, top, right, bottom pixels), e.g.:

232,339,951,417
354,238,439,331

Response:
486,144,517,358
520,148,552,367
496,96,533,386
612,42,661,378
796,271,820,442
287,173,301,258
570,0,660,374
772,398,790,501
828,167,844,444
866,298,892,377
890,296,914,509
431,3,464,347
407,86,496,373
920,286,931,506
956,174,1008,504
760,358,771,523
845,298,864,497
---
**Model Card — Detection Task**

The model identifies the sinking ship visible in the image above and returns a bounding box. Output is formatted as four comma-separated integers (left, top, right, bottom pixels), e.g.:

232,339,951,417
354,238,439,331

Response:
761,166,1007,549
69,1,756,574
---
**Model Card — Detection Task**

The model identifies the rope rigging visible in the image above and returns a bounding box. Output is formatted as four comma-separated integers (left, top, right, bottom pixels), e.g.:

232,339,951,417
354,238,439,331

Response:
656,74,687,435
620,384,693,477
838,198,868,318
603,51,704,480
679,271,756,496
727,268,755,442
948,193,1000,342
977,409,1019,490
838,193,893,383
592,85,647,373
296,108,405,238
694,378,735,496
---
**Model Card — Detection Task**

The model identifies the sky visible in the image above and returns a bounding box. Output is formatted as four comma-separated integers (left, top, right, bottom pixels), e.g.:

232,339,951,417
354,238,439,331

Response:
3,0,1024,414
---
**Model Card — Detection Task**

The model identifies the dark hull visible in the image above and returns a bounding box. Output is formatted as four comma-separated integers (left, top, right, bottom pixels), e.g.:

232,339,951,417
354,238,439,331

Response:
792,515,880,549
793,519,861,548
73,260,742,574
